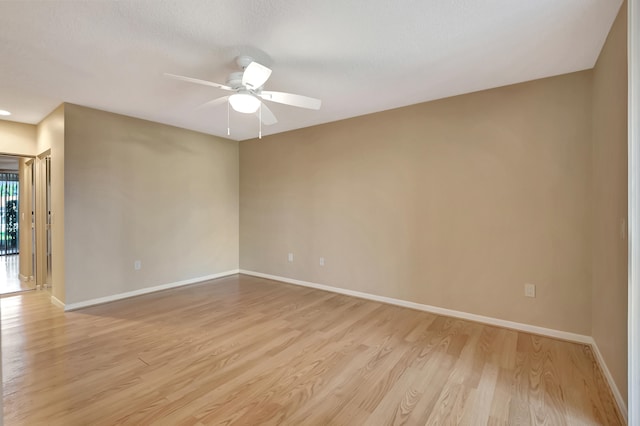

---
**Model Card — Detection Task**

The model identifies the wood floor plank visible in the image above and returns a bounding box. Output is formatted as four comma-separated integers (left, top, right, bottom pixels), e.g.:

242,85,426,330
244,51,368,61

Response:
1,274,624,425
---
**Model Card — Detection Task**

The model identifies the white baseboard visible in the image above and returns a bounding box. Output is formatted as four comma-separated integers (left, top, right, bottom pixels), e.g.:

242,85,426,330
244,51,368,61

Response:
240,270,591,343
239,269,627,421
589,338,628,423
50,295,65,309
62,269,239,311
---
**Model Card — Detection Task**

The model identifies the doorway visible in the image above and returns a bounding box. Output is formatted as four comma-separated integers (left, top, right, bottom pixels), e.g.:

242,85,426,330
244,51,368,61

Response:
0,155,36,295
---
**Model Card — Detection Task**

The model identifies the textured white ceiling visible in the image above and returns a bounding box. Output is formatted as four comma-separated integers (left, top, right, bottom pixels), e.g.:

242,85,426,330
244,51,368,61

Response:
0,0,623,141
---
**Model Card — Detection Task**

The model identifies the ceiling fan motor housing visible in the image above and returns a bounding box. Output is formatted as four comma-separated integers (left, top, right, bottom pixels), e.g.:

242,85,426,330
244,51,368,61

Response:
226,72,244,89
236,55,255,70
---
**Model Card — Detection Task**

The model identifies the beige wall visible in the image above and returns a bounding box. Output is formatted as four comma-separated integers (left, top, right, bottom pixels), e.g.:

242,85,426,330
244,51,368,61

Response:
240,71,593,334
37,104,65,301
63,104,239,305
0,120,36,156
591,3,628,404
36,106,61,154
51,107,65,303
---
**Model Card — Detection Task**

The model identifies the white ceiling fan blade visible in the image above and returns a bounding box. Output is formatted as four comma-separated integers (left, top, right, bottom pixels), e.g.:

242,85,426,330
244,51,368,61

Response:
242,62,272,89
196,96,229,109
259,91,321,110
164,73,233,91
256,102,278,126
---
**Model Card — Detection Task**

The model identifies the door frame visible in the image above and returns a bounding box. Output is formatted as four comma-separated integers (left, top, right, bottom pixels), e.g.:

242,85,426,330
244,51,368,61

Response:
35,150,50,289
20,157,36,282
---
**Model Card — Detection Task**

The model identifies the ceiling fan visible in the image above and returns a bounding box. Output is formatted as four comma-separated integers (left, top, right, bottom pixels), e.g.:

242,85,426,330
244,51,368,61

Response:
165,56,321,129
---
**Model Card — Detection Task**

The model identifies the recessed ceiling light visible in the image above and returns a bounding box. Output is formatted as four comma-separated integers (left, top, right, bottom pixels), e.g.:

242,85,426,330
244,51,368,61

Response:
0,110,11,116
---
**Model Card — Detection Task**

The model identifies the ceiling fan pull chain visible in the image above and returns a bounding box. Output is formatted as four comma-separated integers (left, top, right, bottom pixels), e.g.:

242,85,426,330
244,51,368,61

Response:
259,103,262,139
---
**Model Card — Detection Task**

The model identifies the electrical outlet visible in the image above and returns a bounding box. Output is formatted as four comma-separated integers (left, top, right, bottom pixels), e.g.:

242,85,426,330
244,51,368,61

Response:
288,253,294,262
134,260,142,270
524,283,535,298
319,257,325,266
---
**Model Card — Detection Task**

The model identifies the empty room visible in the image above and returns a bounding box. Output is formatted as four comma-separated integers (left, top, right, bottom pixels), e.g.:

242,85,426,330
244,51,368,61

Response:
0,0,639,425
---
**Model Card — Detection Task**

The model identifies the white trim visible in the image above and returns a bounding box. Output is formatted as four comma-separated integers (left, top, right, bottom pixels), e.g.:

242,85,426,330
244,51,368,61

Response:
63,270,239,311
591,338,629,422
240,269,628,417
50,295,65,310
629,0,640,423
239,270,591,343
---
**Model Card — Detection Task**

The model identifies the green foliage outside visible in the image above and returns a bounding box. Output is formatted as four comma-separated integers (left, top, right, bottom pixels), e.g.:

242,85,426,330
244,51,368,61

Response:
4,199,18,248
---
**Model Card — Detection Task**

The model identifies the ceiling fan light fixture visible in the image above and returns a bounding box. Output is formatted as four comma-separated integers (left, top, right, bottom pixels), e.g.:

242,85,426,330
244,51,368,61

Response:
229,93,261,114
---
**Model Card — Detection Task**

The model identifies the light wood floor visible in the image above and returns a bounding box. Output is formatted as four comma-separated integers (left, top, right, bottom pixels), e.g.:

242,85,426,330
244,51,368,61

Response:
0,255,34,295
1,274,623,425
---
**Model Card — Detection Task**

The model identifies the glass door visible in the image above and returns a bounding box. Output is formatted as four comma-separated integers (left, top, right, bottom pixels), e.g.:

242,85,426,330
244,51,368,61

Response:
0,171,20,256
